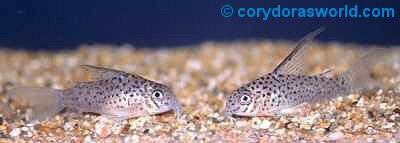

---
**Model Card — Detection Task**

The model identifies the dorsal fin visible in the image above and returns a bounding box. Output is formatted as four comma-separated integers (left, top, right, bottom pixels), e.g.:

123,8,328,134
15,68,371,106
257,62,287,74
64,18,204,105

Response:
79,65,131,81
272,27,325,75
317,68,334,78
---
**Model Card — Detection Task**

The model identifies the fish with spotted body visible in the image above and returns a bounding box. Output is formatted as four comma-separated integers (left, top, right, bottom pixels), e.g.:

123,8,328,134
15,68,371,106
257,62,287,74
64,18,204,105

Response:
7,65,183,121
224,28,386,117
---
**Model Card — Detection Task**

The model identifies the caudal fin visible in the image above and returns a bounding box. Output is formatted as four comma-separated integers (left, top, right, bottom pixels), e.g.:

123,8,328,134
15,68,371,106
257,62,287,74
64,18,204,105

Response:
339,48,389,93
7,87,65,121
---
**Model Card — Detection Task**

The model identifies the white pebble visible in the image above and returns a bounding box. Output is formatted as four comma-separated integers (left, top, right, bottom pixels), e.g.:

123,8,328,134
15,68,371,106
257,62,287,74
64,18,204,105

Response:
328,131,344,140
275,128,286,135
124,135,140,143
186,59,202,71
208,112,220,119
251,118,272,129
9,128,21,137
83,135,92,143
111,122,126,135
259,120,272,129
376,89,384,95
383,122,395,129
356,97,366,107
395,130,400,139
365,127,377,135
64,122,74,132
95,120,111,137
379,103,388,110
21,127,29,132
235,120,248,128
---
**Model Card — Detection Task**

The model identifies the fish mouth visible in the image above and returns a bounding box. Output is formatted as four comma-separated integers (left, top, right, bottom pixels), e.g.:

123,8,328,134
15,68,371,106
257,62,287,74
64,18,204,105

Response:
223,110,233,118
153,103,182,115
223,106,238,117
225,105,240,113
224,106,257,117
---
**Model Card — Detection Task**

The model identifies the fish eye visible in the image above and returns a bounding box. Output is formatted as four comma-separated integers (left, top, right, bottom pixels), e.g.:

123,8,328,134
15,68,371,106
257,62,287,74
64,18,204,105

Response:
152,90,163,99
240,95,252,105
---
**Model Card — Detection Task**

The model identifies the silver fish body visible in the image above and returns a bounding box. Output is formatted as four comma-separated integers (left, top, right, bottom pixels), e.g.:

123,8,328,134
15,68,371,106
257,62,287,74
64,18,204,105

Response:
224,27,384,117
225,73,350,116
63,73,180,118
8,65,182,120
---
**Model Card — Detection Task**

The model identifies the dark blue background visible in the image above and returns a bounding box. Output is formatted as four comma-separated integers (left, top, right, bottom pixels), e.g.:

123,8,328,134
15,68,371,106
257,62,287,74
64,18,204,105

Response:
0,1,399,50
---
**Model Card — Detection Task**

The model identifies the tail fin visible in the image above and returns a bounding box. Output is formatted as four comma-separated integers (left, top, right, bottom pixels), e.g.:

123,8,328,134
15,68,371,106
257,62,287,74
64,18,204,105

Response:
339,48,389,93
7,87,65,121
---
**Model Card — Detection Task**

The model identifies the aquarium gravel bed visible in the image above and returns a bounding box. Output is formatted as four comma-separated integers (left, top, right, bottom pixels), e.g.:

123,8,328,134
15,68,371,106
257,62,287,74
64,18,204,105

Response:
0,41,399,142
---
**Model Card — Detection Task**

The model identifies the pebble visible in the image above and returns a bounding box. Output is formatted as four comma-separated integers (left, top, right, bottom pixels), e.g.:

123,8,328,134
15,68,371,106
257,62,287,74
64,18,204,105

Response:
82,120,92,130
251,118,261,129
95,120,111,138
286,122,298,129
0,125,6,137
187,123,197,131
208,113,224,122
199,125,207,132
124,135,140,143
235,121,249,128
186,59,202,71
129,117,149,129
300,124,312,130
111,122,126,135
365,127,377,135
328,131,344,141
83,135,92,143
315,128,327,134
9,128,21,138
63,122,74,132
20,126,32,138
379,103,389,110
382,122,394,129
275,128,286,135
395,130,400,139
258,120,272,129
0,84,3,93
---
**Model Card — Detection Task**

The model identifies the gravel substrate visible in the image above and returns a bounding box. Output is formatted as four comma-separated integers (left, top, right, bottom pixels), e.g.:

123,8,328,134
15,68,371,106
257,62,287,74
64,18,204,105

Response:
0,41,399,142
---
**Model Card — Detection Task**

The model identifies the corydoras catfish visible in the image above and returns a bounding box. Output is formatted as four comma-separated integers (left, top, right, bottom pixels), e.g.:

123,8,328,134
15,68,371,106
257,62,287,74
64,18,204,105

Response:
8,65,183,121
224,28,386,117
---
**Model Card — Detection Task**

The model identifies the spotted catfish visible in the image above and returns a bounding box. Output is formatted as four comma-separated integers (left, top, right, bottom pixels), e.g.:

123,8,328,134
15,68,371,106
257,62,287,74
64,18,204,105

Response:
224,28,385,117
8,65,182,121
